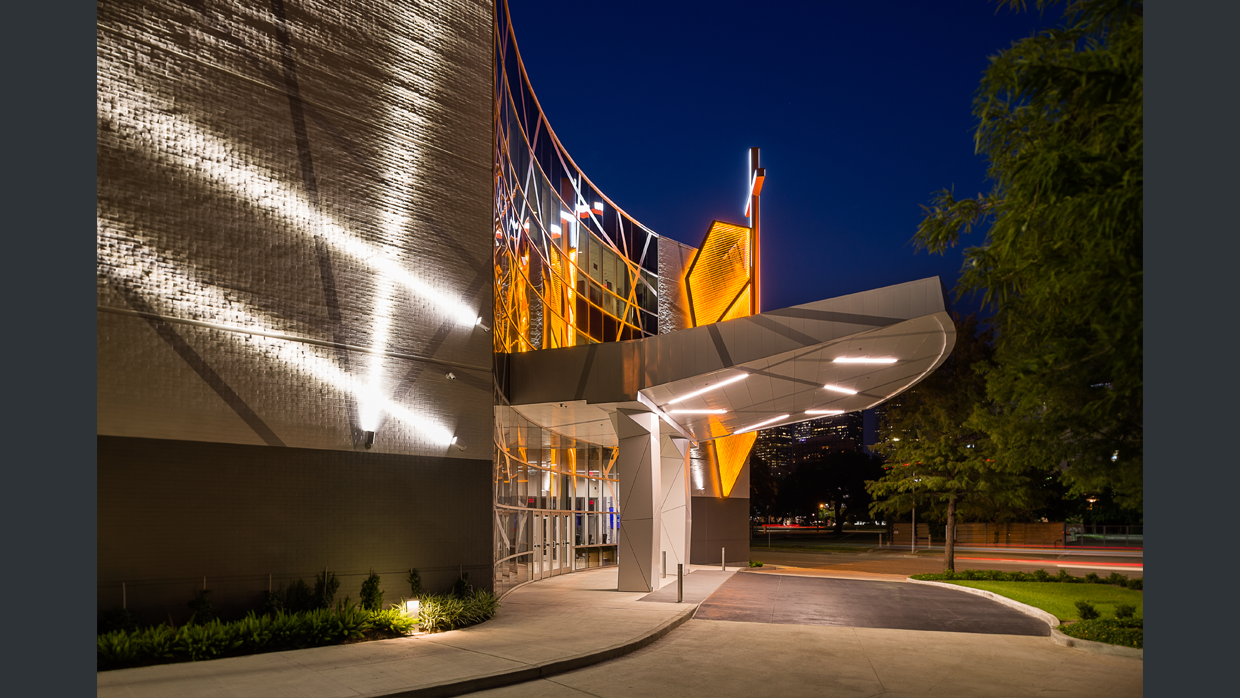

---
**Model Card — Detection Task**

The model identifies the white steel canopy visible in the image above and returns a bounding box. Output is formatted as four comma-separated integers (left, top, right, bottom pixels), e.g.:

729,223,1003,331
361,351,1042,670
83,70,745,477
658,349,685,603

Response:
505,277,956,445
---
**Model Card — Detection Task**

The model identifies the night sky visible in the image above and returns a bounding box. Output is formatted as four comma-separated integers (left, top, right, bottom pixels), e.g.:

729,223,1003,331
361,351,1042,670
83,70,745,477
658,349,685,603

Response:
507,1,1062,318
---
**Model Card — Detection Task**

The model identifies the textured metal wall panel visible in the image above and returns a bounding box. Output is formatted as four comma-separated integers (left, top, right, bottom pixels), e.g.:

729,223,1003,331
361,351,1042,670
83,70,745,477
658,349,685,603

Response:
97,0,493,457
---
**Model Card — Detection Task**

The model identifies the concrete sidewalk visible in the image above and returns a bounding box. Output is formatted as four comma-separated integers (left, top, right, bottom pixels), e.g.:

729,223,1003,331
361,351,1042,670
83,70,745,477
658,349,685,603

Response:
96,567,734,698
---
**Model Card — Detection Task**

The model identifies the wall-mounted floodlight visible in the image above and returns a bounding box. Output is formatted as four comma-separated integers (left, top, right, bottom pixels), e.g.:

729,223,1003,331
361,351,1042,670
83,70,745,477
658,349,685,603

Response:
833,357,897,364
364,431,376,449
823,384,857,395
666,373,748,405
669,409,728,415
734,414,790,435
446,372,456,380
805,409,844,415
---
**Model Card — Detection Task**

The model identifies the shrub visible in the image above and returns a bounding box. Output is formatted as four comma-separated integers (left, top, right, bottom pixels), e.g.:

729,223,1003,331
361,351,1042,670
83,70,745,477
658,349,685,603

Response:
1059,618,1142,649
1125,577,1142,590
360,570,384,611
1032,568,1051,582
285,579,315,613
1114,603,1136,619
372,604,418,634
407,568,423,598
313,570,340,610
174,618,240,661
749,560,763,567
418,591,500,633
450,571,472,598
1057,570,1081,583
1074,600,1100,620
99,607,139,635
1106,572,1128,586
1085,572,1100,584
187,590,217,624
98,630,139,667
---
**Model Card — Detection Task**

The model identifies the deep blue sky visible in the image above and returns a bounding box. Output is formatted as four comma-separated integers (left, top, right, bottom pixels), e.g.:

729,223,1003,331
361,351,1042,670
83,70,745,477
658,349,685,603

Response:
507,0,1061,318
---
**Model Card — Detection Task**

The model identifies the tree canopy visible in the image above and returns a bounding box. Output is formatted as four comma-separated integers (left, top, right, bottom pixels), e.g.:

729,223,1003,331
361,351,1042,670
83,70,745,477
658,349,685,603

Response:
914,0,1142,509
868,314,1043,570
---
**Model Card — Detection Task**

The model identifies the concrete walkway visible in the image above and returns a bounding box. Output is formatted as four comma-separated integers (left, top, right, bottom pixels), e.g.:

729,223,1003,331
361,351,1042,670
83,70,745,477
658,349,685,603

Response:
96,567,731,698
463,619,1143,698
464,569,1143,698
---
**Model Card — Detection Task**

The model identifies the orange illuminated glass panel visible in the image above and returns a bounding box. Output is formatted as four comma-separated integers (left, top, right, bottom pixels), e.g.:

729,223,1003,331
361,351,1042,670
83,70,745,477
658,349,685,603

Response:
714,431,757,498
685,221,753,326
719,286,752,323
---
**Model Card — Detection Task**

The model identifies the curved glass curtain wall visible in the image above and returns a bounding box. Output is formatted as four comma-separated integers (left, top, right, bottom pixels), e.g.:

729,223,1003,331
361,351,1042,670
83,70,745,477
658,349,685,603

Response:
492,0,668,593
493,407,621,597
493,0,663,353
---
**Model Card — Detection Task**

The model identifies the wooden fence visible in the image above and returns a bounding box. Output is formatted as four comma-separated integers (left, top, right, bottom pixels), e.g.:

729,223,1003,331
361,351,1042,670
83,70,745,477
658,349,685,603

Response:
889,522,1065,548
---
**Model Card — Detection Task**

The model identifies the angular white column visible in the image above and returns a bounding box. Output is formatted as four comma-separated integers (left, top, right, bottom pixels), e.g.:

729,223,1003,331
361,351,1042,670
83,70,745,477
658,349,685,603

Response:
611,409,660,592
659,434,690,586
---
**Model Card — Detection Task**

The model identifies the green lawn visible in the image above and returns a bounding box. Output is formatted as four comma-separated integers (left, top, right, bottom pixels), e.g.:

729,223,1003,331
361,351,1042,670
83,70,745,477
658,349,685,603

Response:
945,581,1143,621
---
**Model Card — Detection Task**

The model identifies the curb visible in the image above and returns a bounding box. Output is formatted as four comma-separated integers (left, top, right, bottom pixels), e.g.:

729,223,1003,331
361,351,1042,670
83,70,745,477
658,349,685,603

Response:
908,579,1142,661
369,604,699,698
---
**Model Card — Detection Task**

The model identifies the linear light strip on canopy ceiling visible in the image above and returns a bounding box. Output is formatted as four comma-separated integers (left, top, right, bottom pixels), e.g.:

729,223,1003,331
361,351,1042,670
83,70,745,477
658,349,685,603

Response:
834,357,897,364
665,373,748,405
734,414,790,435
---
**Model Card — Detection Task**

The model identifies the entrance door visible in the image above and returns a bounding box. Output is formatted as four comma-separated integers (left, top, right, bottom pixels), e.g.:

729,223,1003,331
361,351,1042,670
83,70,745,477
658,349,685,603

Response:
532,513,544,579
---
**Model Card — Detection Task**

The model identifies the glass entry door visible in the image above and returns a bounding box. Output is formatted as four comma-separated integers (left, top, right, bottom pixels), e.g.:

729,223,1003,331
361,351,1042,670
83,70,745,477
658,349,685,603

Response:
532,513,573,580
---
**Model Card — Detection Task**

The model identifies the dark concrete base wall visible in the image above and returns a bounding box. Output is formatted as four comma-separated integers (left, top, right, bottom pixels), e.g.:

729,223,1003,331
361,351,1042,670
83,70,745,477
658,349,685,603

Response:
690,497,750,565
99,436,492,624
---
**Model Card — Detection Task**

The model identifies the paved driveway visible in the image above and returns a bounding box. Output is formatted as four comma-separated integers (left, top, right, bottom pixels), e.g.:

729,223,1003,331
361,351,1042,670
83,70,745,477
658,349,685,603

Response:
694,571,1049,636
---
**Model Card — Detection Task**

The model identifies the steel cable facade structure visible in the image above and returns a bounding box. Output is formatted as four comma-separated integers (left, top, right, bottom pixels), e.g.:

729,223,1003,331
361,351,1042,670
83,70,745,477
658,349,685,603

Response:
491,0,703,592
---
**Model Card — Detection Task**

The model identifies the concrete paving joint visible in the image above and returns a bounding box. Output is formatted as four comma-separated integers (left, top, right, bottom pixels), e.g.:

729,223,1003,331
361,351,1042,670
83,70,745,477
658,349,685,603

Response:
371,604,699,698
908,578,1143,661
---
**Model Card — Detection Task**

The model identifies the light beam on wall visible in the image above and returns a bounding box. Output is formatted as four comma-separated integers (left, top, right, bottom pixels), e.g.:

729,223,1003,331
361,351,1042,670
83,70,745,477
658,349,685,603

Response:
97,85,479,329
98,227,458,448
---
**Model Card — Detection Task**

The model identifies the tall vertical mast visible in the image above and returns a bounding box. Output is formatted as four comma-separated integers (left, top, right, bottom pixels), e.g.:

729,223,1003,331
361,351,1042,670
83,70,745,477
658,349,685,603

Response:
746,148,765,314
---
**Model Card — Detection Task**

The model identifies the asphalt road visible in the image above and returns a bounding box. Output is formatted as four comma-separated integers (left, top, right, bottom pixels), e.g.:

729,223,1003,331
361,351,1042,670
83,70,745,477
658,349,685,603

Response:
696,572,1048,635
464,566,1142,698
747,547,1144,578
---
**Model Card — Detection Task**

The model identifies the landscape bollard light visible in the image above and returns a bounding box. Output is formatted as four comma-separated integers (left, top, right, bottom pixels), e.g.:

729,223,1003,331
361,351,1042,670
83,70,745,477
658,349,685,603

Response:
722,547,726,572
677,564,683,603
662,551,666,579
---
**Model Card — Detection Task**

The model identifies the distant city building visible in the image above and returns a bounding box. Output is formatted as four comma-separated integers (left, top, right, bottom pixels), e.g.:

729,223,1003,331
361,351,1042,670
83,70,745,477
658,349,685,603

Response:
754,412,864,470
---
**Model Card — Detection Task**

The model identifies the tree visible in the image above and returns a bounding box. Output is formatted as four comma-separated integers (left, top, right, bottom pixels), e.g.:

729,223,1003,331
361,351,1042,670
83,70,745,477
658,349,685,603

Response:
749,454,779,523
817,451,886,533
914,0,1142,509
777,450,883,530
868,314,1043,571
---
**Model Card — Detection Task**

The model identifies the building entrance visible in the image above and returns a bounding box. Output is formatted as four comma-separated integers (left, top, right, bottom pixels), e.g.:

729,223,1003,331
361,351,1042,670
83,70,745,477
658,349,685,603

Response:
532,513,571,580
